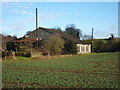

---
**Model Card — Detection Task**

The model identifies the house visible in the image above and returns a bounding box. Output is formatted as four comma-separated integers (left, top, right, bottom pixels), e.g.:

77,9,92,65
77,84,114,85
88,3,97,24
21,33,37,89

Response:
0,34,14,51
23,27,91,54
77,44,91,54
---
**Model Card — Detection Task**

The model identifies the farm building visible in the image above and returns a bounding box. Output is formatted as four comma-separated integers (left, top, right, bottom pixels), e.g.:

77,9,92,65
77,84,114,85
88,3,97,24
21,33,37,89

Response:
22,27,91,54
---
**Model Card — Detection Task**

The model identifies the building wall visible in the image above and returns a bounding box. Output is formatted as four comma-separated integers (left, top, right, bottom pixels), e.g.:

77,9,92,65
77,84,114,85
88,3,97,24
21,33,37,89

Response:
77,44,91,54
26,29,51,39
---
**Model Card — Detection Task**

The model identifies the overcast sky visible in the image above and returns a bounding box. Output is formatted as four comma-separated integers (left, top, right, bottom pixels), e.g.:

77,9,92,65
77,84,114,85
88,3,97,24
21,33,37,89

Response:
1,1,118,39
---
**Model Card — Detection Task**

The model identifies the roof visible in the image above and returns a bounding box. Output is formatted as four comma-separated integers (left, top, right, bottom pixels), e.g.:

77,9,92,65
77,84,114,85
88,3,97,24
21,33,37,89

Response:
37,27,82,44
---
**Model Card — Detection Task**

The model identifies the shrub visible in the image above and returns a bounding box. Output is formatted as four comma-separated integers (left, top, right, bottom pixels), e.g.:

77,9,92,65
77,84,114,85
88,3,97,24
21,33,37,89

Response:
42,34,65,55
2,50,16,59
64,41,77,54
16,46,31,57
93,39,120,52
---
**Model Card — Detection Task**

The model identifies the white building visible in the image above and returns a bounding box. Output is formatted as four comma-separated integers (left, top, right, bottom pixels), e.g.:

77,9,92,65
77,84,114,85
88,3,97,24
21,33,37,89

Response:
77,44,91,54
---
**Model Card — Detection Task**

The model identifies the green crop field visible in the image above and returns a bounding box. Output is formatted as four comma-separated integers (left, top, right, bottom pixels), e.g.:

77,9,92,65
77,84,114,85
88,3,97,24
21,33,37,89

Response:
2,52,119,88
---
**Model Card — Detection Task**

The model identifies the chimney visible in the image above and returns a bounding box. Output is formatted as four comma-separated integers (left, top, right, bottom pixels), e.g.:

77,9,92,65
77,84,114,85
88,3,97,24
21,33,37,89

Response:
36,8,38,29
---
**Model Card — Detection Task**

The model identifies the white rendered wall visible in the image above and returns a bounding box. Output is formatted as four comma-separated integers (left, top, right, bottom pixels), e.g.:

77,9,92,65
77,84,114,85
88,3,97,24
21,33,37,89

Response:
77,44,91,54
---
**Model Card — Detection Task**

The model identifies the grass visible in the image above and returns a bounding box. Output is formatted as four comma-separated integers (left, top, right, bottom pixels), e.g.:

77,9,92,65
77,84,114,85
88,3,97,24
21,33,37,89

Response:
2,52,119,88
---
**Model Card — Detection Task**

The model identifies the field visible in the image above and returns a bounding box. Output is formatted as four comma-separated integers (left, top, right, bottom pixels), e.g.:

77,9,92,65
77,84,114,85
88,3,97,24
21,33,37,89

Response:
2,52,119,88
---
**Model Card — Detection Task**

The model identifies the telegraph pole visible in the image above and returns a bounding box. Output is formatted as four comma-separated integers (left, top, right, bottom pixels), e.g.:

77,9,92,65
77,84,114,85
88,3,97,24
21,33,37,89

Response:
91,28,94,53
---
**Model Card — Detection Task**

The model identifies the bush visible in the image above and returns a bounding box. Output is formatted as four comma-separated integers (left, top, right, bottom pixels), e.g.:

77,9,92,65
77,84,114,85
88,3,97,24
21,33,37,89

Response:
64,41,77,54
93,39,120,52
2,50,16,59
16,46,31,57
42,34,65,55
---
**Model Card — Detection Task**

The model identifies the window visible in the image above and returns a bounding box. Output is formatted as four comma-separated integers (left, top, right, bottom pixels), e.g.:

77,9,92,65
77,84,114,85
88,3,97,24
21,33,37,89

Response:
77,46,80,52
86,45,89,52
81,46,85,51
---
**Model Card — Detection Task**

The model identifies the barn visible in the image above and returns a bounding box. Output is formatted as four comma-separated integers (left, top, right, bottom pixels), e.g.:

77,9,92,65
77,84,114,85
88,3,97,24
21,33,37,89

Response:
23,27,91,54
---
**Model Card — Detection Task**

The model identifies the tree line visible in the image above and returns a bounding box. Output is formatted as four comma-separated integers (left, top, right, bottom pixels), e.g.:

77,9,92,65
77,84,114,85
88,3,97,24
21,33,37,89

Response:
51,24,82,40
